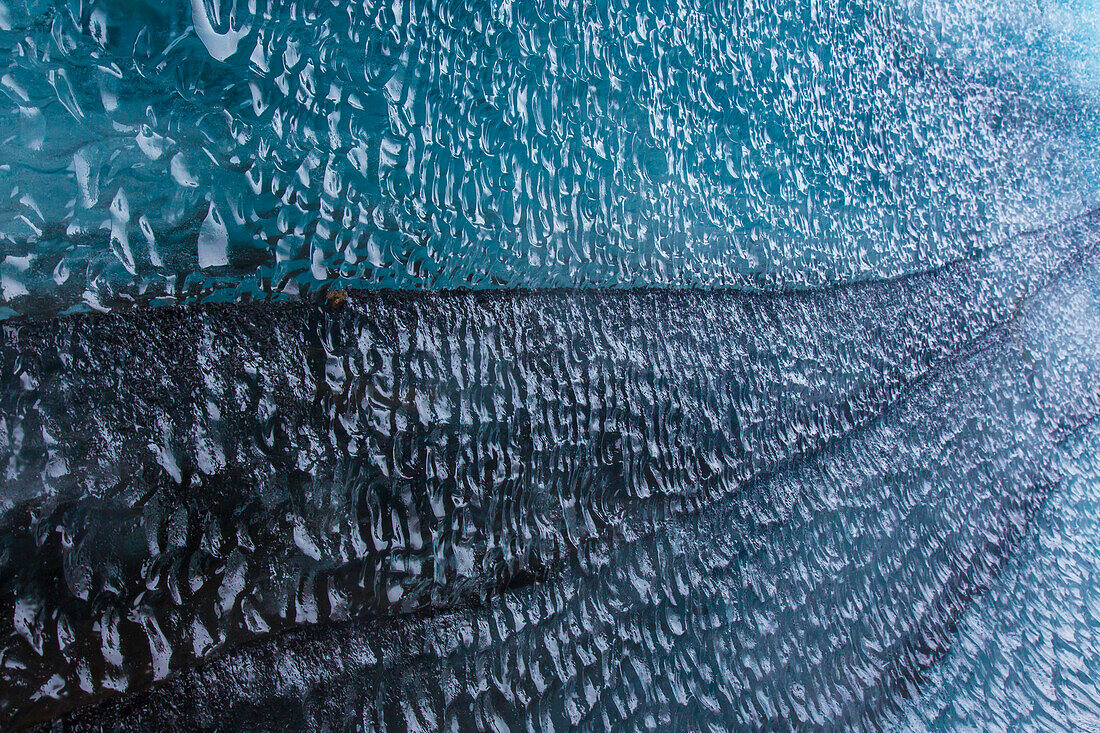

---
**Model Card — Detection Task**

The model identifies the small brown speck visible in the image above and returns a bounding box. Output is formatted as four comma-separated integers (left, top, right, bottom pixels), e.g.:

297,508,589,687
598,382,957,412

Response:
326,289,348,311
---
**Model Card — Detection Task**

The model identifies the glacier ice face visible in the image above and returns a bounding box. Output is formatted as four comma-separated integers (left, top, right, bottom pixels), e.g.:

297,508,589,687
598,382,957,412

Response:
2,213,1100,729
3,0,1100,729
0,0,1100,316
892,283,1100,732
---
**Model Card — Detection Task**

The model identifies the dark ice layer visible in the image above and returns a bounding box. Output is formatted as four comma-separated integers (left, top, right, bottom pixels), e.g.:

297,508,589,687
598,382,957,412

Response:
3,211,1100,729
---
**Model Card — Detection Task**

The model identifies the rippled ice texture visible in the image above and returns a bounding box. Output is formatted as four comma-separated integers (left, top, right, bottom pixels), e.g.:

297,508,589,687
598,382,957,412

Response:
1,0,1100,315
4,0,1100,730
1,214,1100,729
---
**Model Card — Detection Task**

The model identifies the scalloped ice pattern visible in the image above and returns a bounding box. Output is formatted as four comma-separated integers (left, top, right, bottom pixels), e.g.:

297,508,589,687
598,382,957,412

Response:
4,0,1100,730
0,214,1099,729
0,0,1100,316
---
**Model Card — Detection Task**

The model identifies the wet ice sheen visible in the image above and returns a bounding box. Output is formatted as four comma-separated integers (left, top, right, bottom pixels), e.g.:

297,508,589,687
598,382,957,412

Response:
2,0,1100,730
1,215,1100,729
0,0,1099,315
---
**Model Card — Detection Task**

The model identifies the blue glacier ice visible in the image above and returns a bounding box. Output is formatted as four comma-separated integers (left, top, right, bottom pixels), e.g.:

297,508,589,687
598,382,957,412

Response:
1,0,1100,314
2,0,1100,730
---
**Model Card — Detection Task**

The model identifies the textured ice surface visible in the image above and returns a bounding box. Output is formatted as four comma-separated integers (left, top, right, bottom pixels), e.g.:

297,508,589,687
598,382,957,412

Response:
2,212,1100,729
3,0,1100,730
1,0,1100,316
895,423,1100,733
888,268,1100,733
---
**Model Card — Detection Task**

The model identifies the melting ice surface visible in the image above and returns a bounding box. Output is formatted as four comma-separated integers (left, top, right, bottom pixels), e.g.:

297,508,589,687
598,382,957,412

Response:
3,0,1100,730
1,0,1100,314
